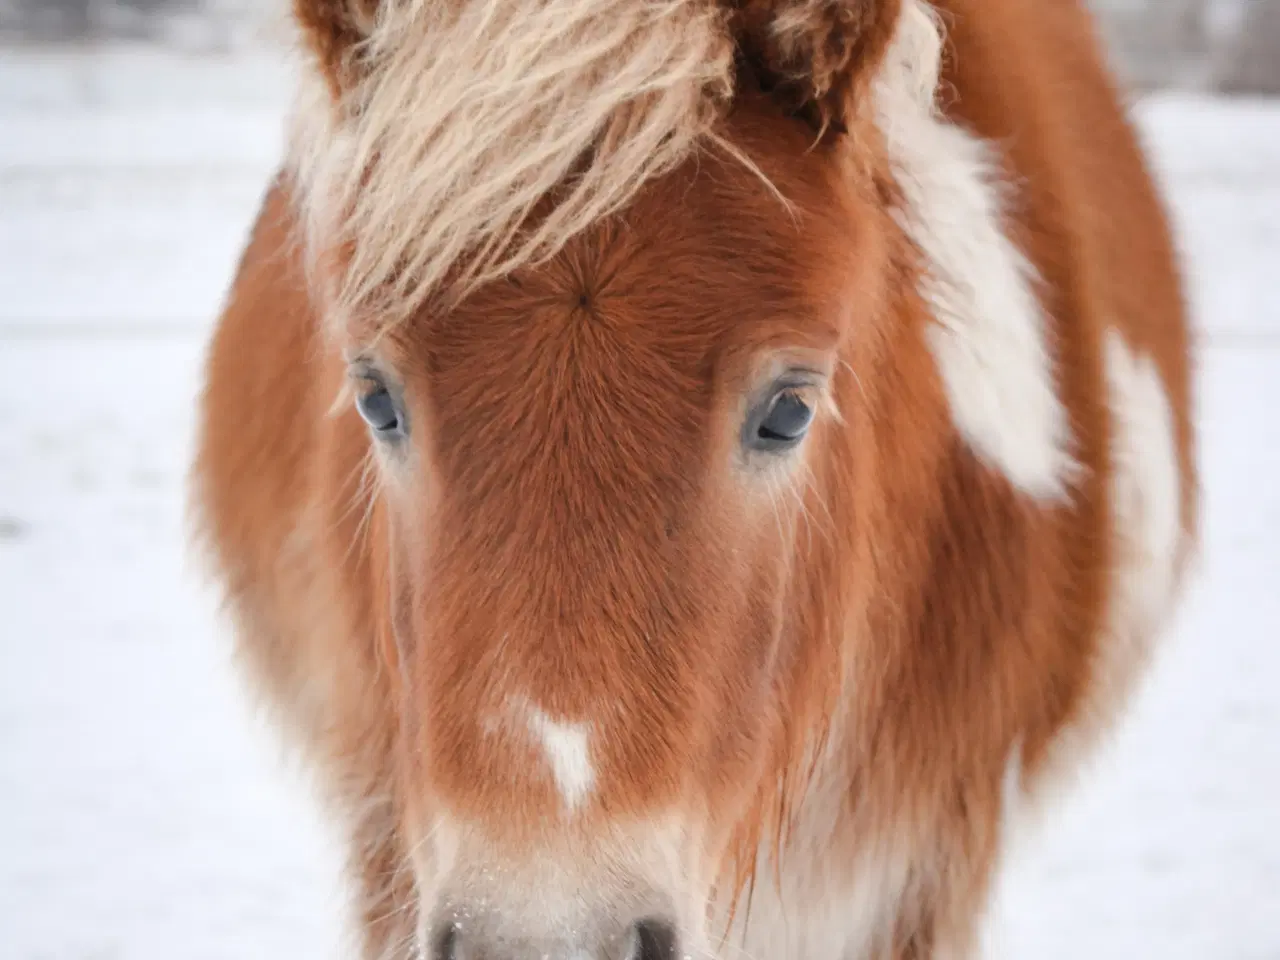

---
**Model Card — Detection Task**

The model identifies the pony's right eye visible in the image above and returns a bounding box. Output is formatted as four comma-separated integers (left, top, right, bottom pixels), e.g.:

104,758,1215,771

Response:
356,382,403,437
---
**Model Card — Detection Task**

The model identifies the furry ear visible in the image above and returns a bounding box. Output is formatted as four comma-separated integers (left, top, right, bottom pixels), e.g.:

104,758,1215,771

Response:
292,0,380,98
730,0,904,135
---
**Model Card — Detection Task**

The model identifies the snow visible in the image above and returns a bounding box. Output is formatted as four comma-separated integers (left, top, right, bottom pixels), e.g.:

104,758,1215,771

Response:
0,49,1277,960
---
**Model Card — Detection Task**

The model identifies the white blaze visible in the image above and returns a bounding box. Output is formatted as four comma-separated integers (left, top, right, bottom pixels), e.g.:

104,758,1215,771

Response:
496,697,596,813
526,705,595,812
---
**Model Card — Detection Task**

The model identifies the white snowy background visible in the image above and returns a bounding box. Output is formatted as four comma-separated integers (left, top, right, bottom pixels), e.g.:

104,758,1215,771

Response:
1,6,1278,959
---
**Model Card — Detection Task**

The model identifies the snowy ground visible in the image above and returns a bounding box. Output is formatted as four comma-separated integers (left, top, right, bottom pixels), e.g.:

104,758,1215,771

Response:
1,48,1277,960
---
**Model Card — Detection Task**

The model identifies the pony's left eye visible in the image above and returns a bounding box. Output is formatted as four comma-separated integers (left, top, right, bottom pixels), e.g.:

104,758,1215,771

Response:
758,391,813,442
746,386,815,453
356,381,403,436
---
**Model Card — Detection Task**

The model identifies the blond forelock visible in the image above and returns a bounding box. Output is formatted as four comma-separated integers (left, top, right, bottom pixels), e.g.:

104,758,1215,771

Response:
288,0,737,329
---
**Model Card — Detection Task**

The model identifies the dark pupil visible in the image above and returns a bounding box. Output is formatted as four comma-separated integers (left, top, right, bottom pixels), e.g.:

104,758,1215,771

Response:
358,387,399,432
758,391,813,442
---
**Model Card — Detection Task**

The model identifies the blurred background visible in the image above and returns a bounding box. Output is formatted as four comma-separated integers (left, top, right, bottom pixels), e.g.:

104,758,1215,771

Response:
1,2,1276,959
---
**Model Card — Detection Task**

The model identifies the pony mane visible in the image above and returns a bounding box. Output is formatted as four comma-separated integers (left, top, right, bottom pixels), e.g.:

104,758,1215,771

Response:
288,0,738,325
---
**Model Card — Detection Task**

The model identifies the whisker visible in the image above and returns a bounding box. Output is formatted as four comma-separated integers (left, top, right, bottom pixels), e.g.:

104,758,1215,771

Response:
339,449,383,567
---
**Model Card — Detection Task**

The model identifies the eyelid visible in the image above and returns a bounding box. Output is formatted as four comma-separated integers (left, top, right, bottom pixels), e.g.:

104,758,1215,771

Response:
347,360,399,401
774,373,824,395
348,359,384,384
757,368,828,408
779,365,827,384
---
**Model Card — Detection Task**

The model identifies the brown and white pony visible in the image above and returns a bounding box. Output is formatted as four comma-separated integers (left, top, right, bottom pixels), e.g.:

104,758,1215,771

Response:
191,0,1198,956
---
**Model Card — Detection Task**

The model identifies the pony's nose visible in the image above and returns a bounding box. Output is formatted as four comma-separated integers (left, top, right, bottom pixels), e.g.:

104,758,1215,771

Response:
432,915,679,960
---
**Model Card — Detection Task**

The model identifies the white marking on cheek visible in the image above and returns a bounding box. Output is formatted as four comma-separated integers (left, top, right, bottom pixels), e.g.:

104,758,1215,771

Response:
523,704,596,812
875,0,1076,501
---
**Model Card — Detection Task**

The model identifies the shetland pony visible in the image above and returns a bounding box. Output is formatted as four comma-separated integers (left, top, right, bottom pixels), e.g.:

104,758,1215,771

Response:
191,0,1197,956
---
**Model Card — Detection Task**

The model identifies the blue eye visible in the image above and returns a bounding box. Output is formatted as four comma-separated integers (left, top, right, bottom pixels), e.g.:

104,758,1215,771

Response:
356,381,403,436
747,388,814,452
758,391,813,442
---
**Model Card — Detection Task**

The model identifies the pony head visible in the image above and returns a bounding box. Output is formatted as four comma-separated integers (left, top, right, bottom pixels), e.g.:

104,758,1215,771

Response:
285,0,971,954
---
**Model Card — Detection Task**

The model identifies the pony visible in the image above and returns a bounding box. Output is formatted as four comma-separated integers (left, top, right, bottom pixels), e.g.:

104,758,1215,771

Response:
191,0,1198,956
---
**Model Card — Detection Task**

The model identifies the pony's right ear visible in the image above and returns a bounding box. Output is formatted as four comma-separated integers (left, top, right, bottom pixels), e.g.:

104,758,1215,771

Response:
293,0,381,99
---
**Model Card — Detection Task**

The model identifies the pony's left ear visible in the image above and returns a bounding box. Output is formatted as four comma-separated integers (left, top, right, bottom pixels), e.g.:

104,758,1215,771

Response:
729,0,904,135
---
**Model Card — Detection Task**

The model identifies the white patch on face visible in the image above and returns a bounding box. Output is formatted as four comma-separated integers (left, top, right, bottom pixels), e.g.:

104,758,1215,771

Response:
494,696,596,813
874,0,1076,501
524,704,596,812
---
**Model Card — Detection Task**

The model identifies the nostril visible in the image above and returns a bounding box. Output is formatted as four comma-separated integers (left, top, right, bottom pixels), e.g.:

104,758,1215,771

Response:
431,923,460,960
631,919,678,960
